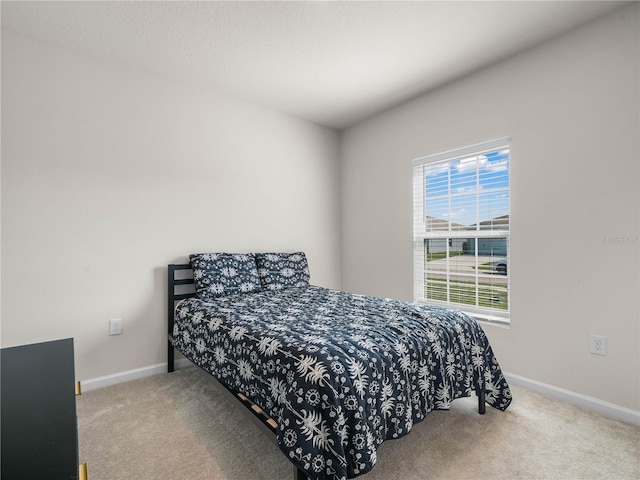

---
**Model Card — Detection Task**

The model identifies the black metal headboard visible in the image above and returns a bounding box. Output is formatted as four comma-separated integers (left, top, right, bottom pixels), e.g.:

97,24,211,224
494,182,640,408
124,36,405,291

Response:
167,263,195,372
165,262,284,441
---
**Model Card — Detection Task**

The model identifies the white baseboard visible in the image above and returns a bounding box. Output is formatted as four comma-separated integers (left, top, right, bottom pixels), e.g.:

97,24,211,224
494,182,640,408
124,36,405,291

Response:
81,357,192,392
504,371,640,426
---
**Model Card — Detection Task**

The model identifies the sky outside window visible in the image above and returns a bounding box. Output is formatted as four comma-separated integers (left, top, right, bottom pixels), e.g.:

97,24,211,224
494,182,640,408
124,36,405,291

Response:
424,149,509,229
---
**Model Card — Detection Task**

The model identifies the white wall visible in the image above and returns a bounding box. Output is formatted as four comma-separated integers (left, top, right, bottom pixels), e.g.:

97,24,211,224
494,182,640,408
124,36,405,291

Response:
1,32,342,381
2,6,638,414
341,5,639,411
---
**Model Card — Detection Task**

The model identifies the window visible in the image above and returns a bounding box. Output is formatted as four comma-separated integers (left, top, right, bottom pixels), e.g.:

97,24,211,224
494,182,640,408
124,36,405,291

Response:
412,139,510,323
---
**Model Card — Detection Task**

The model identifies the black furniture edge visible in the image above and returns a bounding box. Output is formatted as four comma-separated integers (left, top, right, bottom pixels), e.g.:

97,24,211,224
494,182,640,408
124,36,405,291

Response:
1,338,80,480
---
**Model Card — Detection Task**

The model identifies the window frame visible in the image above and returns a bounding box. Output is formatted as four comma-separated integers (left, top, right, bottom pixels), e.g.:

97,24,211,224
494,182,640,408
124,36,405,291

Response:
412,138,511,325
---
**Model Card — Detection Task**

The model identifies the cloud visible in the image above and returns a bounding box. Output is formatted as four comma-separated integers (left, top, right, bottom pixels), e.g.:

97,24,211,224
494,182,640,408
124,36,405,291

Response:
425,161,449,176
454,155,482,174
482,158,508,173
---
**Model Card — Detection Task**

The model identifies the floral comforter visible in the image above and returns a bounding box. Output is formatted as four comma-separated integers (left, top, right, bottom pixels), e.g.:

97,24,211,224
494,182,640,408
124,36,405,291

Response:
171,286,511,480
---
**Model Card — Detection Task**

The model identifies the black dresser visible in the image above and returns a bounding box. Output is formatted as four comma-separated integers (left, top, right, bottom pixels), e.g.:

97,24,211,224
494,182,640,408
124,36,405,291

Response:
1,338,81,480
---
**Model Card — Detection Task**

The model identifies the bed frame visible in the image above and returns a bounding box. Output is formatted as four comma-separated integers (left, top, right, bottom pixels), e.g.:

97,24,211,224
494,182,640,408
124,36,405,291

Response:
167,264,310,480
167,263,486,480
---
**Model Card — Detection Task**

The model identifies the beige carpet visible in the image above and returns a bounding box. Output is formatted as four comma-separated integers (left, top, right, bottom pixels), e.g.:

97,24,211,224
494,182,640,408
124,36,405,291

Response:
77,366,639,480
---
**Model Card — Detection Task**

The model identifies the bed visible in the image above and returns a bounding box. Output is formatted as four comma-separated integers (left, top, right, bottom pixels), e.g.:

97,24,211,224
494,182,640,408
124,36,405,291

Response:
167,252,512,480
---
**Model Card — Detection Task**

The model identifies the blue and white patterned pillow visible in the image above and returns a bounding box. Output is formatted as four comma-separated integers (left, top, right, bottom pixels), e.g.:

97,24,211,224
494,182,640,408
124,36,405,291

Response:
189,253,261,298
254,252,310,290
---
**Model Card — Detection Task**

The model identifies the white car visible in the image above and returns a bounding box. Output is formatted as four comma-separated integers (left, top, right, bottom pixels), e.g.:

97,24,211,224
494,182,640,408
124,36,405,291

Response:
490,258,508,275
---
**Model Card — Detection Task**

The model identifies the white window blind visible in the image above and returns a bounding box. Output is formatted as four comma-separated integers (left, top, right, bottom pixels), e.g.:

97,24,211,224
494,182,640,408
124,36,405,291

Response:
412,138,510,323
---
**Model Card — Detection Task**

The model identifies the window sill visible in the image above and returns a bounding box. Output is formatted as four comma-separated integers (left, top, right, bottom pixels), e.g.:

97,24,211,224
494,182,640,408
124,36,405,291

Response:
462,310,510,329
475,316,511,329
414,299,510,328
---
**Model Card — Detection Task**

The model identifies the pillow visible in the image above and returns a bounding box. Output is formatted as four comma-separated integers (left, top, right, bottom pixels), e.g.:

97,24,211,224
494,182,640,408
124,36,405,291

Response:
189,253,261,298
254,252,310,290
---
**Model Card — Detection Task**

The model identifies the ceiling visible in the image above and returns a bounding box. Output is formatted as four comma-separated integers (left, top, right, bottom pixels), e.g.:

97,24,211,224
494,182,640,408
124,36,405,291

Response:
1,1,630,130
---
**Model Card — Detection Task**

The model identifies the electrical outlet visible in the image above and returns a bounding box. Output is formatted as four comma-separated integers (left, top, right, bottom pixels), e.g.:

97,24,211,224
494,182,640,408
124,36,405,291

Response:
109,318,123,336
590,335,606,356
